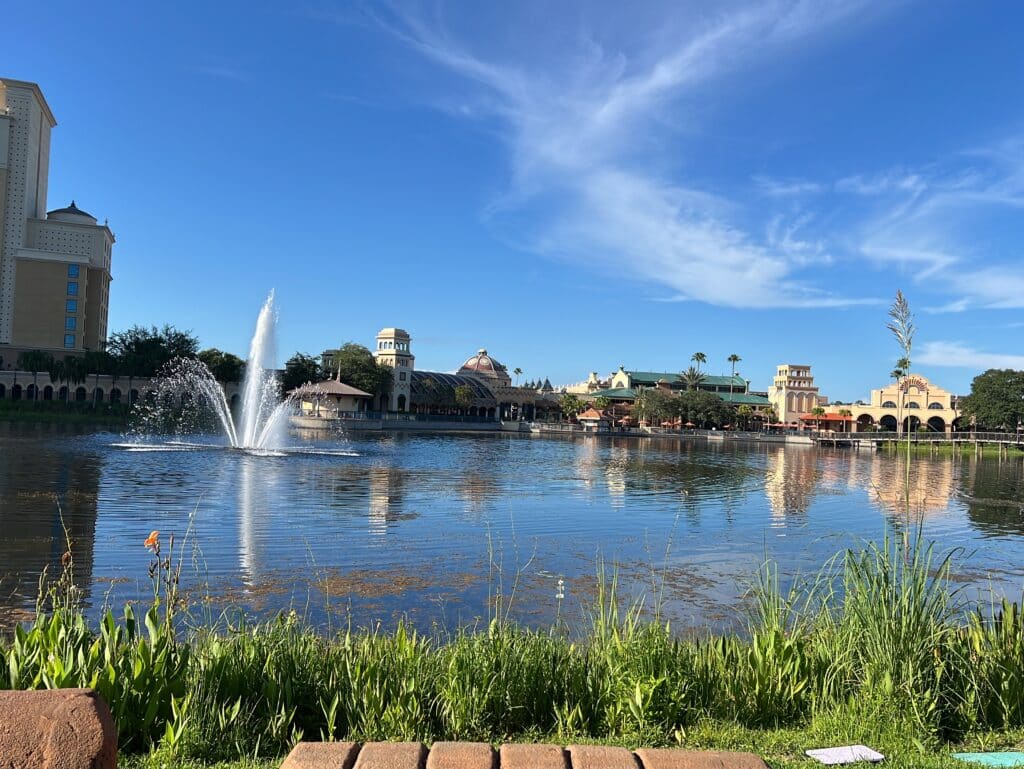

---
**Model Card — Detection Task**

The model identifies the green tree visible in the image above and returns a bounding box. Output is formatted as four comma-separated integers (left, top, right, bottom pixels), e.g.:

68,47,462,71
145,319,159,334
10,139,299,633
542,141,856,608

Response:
678,390,732,429
64,355,89,404
18,350,53,401
838,407,853,434
559,393,583,421
281,353,324,394
727,353,741,395
737,404,753,430
454,385,474,412
198,348,245,383
959,369,1024,430
811,405,826,432
107,325,200,377
678,366,706,391
83,349,117,406
635,388,679,424
691,352,707,373
593,396,611,411
418,377,455,411
330,343,392,399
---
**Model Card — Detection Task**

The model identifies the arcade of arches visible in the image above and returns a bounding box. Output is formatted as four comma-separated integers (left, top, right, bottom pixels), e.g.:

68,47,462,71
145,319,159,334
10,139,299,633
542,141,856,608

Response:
842,374,960,434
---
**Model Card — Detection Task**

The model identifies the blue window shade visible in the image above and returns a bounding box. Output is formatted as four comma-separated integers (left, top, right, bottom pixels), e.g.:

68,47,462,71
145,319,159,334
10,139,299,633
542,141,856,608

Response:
63,334,75,348
67,281,79,296
66,299,77,313
65,317,77,330
67,264,80,277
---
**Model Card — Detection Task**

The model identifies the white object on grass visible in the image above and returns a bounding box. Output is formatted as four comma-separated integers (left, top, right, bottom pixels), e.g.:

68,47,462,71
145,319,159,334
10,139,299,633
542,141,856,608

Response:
805,745,885,765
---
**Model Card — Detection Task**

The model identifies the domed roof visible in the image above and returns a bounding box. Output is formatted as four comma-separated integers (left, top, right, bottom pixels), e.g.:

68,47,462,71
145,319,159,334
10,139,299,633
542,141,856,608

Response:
458,348,508,378
47,200,97,224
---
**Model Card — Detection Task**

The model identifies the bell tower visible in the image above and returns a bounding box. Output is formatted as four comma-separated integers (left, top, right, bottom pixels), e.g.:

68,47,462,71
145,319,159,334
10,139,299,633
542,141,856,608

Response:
373,328,414,412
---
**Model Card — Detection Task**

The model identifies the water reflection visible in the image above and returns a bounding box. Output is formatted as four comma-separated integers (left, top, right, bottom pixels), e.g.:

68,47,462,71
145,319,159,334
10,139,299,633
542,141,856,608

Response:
0,424,101,624
0,425,1022,631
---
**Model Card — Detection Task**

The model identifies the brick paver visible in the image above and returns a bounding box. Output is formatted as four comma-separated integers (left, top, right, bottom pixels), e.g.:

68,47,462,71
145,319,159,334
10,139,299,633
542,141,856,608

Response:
281,742,769,769
281,742,360,769
634,749,768,769
426,741,496,769
567,745,638,769
499,743,569,769
354,741,427,769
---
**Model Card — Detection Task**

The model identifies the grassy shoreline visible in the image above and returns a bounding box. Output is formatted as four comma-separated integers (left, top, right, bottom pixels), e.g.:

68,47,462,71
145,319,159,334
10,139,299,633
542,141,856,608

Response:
3,535,1023,767
0,400,131,425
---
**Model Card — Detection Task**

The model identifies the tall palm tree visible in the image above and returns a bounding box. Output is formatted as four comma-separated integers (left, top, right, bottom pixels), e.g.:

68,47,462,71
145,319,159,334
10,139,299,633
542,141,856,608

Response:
691,352,707,373
679,366,705,391
838,408,853,434
811,405,826,433
18,350,52,402
727,353,741,396
513,367,522,386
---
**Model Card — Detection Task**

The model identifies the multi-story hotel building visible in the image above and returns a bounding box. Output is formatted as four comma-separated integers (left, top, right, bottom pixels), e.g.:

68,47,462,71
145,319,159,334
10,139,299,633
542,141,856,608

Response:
0,78,114,360
767,364,828,425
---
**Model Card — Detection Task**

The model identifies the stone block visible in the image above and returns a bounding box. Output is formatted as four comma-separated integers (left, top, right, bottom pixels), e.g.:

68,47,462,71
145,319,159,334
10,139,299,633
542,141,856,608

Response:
281,741,360,769
426,742,495,769
499,743,568,769
0,688,117,769
634,749,768,769
354,741,426,769
567,744,638,769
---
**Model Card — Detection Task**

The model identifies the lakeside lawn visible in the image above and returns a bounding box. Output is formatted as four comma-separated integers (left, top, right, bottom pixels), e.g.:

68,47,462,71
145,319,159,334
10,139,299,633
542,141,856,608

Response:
3,534,1023,768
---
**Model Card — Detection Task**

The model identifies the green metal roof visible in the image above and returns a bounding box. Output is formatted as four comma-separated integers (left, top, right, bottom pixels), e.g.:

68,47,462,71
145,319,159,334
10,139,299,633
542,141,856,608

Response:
627,370,746,387
589,387,637,400
718,392,771,406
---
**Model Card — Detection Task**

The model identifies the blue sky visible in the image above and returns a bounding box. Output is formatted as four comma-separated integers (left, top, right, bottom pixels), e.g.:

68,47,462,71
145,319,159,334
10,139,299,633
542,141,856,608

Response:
6,1,1024,399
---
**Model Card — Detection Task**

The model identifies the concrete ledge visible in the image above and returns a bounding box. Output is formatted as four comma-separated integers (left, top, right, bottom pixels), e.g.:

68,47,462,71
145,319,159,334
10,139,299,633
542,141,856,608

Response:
284,743,766,769
0,688,117,769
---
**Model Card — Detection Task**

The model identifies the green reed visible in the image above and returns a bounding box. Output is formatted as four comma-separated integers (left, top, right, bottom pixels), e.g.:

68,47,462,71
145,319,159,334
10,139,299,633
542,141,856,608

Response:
2,531,1023,763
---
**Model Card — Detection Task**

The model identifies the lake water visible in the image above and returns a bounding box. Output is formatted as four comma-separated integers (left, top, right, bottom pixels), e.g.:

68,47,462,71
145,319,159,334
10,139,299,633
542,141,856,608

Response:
1,422,1022,632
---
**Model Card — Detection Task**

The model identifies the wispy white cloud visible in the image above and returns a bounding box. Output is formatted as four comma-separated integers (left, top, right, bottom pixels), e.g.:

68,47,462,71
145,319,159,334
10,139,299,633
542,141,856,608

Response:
191,64,249,82
361,1,886,308
918,341,1024,370
753,176,824,197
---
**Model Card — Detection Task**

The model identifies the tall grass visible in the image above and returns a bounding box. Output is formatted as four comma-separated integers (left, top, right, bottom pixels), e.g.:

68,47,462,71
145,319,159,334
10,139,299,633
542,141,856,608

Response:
2,530,1023,762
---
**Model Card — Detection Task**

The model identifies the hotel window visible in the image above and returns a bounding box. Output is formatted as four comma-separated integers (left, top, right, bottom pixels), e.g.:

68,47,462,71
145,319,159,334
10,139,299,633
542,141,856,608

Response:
67,281,79,296
66,299,77,313
399,372,406,381
67,264,80,277
65,317,77,330
63,334,75,348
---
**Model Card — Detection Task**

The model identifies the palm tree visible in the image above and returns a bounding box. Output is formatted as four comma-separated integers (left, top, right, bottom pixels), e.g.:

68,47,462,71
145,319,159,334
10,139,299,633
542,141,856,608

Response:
513,367,522,386
727,353,741,396
839,408,853,434
737,404,753,430
18,350,52,402
691,352,707,373
811,405,826,433
678,366,705,391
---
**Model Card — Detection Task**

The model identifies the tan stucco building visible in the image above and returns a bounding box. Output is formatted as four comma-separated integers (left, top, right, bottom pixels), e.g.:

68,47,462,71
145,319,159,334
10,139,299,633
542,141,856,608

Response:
0,78,114,361
843,374,960,434
767,364,829,426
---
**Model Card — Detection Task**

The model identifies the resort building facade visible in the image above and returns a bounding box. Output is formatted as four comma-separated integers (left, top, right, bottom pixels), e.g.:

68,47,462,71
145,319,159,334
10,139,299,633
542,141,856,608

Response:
0,78,114,361
587,366,772,413
767,364,829,426
839,374,960,434
321,329,559,420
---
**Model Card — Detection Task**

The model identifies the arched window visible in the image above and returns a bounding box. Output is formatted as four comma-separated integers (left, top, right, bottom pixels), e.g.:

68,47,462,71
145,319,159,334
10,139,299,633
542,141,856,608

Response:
397,394,407,412
906,401,920,409
129,389,140,405
59,386,68,401
43,385,53,401
75,387,87,401
928,402,943,409
11,384,22,400
93,388,104,403
110,388,122,404
881,400,897,408
0,383,6,398
26,384,36,400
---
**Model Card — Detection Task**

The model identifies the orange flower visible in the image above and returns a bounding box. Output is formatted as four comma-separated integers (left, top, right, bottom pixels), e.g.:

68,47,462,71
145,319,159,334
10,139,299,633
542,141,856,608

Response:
144,530,159,550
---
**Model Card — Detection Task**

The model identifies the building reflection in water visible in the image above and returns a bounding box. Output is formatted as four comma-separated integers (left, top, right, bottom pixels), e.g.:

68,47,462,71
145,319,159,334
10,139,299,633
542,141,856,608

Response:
0,425,101,623
368,465,407,535
960,457,1024,537
764,446,819,522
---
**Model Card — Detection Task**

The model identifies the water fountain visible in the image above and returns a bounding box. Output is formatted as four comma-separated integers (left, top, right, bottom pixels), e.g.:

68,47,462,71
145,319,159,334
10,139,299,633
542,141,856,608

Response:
128,292,296,453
